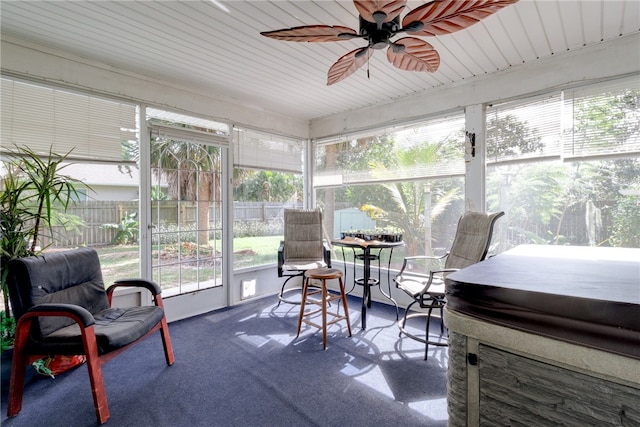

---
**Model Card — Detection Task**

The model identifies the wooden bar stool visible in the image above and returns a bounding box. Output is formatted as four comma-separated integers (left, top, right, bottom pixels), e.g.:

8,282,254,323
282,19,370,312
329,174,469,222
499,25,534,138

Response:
296,268,352,349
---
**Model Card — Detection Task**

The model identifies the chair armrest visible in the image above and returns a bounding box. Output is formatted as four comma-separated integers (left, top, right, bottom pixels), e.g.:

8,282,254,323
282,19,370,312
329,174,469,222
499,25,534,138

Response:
323,240,332,268
403,254,449,262
24,303,95,328
108,279,162,296
397,253,449,275
395,263,458,294
14,304,96,358
429,268,459,276
419,268,459,296
278,240,285,277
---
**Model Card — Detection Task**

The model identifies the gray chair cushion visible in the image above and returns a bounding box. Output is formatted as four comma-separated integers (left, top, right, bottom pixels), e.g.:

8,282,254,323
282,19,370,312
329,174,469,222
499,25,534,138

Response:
283,209,324,262
446,211,505,270
44,306,166,354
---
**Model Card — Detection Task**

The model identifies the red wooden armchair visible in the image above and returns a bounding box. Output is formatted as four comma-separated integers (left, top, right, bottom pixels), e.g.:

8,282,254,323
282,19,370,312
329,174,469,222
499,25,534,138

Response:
5,247,174,424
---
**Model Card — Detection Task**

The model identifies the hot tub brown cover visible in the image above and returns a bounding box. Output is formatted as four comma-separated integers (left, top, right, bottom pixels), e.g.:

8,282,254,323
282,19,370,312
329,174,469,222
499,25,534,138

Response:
445,245,640,360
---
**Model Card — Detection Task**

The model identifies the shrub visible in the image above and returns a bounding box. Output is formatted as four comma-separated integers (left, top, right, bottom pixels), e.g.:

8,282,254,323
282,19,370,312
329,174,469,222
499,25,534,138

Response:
610,196,640,247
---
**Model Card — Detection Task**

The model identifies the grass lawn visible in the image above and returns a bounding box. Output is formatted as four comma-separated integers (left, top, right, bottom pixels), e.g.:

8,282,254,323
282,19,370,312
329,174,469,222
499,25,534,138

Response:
96,245,140,286
233,235,281,269
95,235,283,286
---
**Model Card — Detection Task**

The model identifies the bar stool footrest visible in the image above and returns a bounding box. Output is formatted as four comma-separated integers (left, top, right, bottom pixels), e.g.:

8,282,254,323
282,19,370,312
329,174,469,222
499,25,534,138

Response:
355,278,379,286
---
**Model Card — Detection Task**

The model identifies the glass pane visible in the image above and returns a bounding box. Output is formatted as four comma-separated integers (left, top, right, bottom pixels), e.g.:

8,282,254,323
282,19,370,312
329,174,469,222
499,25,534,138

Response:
314,114,467,269
315,113,465,186
151,137,223,296
1,165,142,287
232,168,303,269
487,79,640,249
318,177,465,270
488,158,640,249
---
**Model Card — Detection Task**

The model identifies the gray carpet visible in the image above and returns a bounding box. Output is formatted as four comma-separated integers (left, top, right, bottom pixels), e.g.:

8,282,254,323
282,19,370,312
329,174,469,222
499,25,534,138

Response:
1,293,449,427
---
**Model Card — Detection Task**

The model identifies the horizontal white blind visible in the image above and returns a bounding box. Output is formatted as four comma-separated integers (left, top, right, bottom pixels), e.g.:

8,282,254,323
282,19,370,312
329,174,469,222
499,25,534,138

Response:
1,78,136,161
147,108,229,136
314,113,465,188
233,128,303,173
562,76,640,160
488,76,640,164
486,94,562,165
149,123,228,147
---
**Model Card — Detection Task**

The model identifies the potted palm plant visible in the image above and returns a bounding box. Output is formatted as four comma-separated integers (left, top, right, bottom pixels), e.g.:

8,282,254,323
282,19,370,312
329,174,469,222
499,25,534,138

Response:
1,144,82,383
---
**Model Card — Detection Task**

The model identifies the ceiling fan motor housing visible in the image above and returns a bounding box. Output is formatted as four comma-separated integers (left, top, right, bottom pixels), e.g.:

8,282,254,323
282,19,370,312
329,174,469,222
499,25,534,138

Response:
359,15,401,49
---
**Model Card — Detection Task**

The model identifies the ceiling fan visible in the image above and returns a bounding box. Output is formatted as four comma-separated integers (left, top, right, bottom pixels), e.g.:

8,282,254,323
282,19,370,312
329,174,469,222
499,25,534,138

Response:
261,0,519,85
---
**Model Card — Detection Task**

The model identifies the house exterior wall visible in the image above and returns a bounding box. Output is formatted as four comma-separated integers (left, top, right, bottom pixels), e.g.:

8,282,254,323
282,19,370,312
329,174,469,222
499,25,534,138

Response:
84,185,138,202
64,163,141,201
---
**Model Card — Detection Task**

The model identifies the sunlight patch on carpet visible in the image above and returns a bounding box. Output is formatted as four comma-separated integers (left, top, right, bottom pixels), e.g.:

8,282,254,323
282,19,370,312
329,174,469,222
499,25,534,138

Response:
408,397,448,421
235,332,295,348
353,365,394,399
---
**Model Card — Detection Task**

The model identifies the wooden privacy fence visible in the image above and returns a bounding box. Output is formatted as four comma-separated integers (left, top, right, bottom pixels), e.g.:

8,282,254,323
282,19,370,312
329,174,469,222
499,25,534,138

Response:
45,201,301,247
44,199,614,249
44,201,138,248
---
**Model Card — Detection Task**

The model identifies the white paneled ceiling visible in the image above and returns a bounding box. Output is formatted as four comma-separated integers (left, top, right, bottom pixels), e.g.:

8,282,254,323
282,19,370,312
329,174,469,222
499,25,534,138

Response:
1,1,639,121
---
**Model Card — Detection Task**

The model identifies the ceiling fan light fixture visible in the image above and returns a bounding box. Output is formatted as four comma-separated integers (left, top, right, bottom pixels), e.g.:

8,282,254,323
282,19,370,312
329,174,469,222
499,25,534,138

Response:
337,32,362,40
391,43,406,54
355,47,371,58
360,15,400,49
372,11,388,26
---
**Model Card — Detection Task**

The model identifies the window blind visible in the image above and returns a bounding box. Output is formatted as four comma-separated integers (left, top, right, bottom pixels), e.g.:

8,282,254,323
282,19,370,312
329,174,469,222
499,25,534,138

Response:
1,78,136,162
314,113,465,188
147,108,229,137
233,128,303,174
149,123,229,147
487,75,640,164
562,76,640,160
486,93,562,165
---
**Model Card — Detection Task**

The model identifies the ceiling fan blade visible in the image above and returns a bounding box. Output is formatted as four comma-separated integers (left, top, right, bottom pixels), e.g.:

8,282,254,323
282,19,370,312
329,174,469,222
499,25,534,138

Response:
261,25,358,42
386,37,440,72
402,0,519,37
354,0,407,23
327,47,373,86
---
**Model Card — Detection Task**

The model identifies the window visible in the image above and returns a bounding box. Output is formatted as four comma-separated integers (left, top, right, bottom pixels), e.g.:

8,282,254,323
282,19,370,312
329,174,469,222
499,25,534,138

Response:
487,76,640,249
314,114,467,269
232,128,304,269
0,78,140,286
